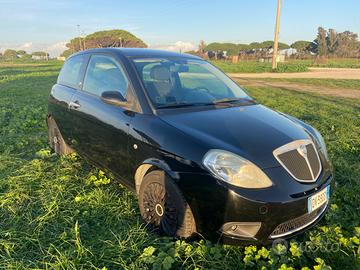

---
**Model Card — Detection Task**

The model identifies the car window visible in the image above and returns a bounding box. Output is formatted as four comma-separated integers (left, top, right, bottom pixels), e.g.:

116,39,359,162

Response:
132,58,251,108
83,55,129,98
58,54,87,88
178,64,229,97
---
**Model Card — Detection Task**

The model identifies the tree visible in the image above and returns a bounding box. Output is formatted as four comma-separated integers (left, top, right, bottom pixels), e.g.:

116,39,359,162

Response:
198,40,206,54
17,50,27,55
60,49,73,58
291,40,312,54
327,29,337,55
65,29,147,53
335,30,359,57
66,37,83,52
3,49,18,59
16,50,31,59
204,42,249,56
259,40,289,50
309,27,360,57
313,27,328,56
248,42,262,50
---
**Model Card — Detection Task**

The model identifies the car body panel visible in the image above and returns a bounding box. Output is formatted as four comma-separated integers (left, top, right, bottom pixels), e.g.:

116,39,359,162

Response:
48,84,77,143
69,89,134,183
47,48,334,243
158,104,312,169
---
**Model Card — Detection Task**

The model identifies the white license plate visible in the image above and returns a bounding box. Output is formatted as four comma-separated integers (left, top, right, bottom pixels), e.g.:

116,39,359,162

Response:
308,185,330,213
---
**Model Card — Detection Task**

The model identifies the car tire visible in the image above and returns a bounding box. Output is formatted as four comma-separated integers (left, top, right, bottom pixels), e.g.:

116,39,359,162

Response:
139,170,197,238
47,116,74,155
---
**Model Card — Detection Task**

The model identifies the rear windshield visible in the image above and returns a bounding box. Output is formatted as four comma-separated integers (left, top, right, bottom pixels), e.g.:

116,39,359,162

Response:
131,57,251,108
58,54,87,89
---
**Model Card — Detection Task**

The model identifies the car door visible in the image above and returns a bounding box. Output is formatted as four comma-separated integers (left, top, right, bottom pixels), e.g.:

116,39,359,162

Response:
69,53,139,184
48,54,88,145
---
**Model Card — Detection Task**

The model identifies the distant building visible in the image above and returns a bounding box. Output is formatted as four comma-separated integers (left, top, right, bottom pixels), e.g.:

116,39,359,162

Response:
32,55,47,60
57,56,66,61
259,55,285,63
31,52,49,60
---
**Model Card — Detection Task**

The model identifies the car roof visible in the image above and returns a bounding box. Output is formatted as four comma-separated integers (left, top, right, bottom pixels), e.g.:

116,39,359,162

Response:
72,48,202,60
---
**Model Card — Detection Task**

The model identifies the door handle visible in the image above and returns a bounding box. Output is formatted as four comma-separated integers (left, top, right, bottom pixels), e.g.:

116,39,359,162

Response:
69,101,81,109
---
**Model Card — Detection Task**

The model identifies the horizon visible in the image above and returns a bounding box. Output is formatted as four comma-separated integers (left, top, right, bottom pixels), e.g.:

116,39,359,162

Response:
1,0,359,57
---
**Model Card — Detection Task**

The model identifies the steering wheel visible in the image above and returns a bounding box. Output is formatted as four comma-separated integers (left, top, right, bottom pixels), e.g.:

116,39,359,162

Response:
181,86,215,103
193,86,211,94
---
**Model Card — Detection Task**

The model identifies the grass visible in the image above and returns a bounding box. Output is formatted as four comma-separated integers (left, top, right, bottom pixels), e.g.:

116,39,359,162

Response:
242,78,360,90
311,58,360,69
211,60,309,73
211,58,360,73
0,62,360,269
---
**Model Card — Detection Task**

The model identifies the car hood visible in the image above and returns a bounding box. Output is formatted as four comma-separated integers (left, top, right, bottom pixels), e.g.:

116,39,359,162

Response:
159,104,311,169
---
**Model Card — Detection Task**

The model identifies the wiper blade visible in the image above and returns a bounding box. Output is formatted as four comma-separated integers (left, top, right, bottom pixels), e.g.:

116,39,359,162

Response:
213,98,254,104
156,102,212,109
156,98,254,109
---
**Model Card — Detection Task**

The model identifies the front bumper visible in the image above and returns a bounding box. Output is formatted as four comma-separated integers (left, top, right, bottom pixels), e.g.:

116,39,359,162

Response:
219,193,330,245
177,168,334,244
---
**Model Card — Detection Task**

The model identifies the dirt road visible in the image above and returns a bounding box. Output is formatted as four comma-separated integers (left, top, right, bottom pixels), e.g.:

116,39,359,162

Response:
228,67,360,79
233,78,360,99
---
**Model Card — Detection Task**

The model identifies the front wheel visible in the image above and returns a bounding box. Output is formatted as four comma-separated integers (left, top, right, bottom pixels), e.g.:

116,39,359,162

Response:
138,170,197,238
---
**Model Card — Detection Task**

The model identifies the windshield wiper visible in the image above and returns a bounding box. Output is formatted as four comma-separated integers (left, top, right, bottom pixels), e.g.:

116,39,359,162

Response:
156,102,213,109
156,98,254,109
213,98,254,105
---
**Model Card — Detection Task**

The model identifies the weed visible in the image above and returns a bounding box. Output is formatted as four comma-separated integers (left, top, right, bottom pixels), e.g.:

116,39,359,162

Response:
0,62,359,269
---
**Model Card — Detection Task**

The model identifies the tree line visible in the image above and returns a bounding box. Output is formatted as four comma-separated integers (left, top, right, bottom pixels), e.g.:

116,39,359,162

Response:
0,29,146,60
1,27,358,60
0,49,49,60
197,27,360,58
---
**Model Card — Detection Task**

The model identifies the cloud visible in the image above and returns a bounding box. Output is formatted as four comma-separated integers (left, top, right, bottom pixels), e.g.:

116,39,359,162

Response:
18,42,33,50
45,41,67,56
150,41,196,52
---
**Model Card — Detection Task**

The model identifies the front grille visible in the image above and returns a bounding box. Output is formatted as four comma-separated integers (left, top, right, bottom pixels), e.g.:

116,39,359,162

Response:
306,144,321,176
273,140,322,182
270,204,327,238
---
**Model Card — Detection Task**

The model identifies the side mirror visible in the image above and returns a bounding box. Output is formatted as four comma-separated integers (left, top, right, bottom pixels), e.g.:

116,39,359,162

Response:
101,91,126,106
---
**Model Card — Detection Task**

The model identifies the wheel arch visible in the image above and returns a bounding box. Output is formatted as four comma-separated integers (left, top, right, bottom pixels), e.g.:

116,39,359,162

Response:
134,158,180,195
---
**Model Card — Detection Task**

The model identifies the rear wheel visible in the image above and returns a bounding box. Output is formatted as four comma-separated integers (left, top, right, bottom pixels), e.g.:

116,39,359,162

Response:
47,116,74,155
139,170,196,238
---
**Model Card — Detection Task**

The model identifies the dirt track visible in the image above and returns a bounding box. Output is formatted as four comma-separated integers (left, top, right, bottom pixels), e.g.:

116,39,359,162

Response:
228,67,360,79
233,78,360,99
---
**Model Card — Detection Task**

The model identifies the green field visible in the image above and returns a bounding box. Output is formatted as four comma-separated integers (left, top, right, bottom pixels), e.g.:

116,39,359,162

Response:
0,62,360,269
310,58,360,69
211,60,309,73
211,58,360,73
242,78,360,90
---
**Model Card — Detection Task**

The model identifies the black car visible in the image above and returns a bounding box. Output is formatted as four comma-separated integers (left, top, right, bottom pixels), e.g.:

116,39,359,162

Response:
47,48,333,244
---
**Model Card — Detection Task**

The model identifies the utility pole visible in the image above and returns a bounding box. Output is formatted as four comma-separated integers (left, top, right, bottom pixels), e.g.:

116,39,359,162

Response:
272,0,282,69
82,30,86,50
77,24,82,51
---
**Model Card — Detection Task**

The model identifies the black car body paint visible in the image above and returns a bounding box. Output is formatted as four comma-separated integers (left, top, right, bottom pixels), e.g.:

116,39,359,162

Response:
48,48,333,244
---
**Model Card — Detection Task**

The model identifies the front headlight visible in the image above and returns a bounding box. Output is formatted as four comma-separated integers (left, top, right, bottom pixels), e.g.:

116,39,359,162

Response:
311,128,328,159
202,150,273,188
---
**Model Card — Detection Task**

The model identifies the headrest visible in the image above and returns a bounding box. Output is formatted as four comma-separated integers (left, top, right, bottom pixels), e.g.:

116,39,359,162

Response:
150,66,171,81
106,68,120,78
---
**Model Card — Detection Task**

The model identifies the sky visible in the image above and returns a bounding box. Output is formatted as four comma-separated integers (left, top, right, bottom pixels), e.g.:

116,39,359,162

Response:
0,0,359,57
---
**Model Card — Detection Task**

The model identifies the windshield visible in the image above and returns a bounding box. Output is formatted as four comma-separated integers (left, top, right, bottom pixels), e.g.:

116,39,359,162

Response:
132,57,252,109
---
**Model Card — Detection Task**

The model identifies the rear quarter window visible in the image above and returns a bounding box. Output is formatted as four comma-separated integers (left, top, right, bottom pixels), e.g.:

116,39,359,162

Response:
57,55,87,88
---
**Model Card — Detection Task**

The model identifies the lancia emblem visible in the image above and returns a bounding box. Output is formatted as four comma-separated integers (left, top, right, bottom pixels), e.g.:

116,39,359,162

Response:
297,144,308,157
